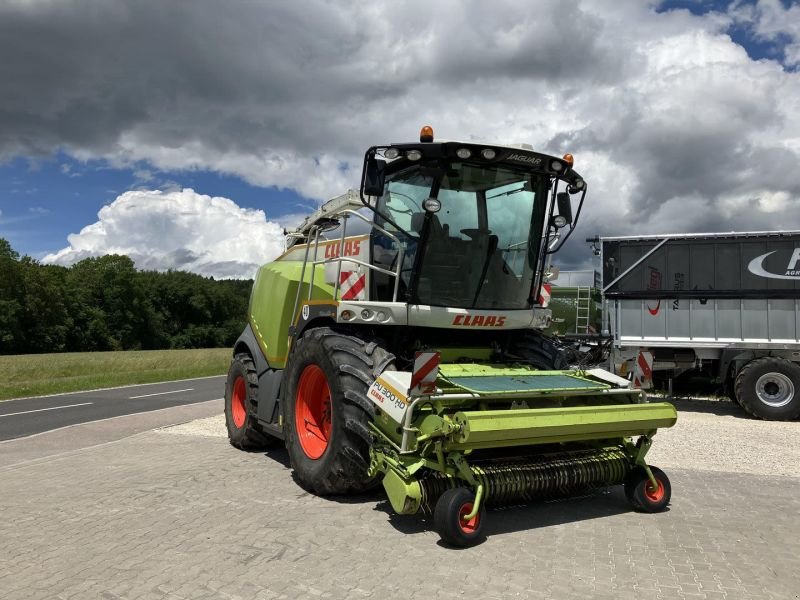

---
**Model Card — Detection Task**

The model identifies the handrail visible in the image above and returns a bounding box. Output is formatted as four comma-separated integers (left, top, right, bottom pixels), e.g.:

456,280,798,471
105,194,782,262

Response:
297,208,407,305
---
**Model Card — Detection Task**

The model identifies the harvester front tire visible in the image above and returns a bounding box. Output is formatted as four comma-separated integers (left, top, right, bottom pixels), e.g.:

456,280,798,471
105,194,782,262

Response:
283,327,395,495
735,357,800,421
624,466,671,513
509,330,569,370
434,487,486,547
225,353,278,449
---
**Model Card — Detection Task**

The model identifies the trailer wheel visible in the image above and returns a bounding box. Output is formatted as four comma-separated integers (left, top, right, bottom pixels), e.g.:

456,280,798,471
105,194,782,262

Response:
726,383,741,406
225,353,279,449
735,357,800,421
282,327,395,495
624,466,671,513
509,330,569,370
434,487,486,547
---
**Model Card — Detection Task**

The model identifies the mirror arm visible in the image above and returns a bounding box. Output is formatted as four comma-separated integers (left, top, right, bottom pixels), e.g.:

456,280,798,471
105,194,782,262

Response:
546,184,587,254
358,145,417,239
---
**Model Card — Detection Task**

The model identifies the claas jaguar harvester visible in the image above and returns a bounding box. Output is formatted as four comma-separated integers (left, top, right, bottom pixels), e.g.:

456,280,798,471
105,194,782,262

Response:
225,126,677,546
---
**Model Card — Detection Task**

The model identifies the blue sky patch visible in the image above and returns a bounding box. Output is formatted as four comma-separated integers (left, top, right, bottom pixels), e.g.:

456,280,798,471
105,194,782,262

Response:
0,154,314,258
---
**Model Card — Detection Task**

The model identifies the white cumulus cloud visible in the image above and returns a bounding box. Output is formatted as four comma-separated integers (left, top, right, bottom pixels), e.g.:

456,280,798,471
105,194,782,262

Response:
43,189,285,279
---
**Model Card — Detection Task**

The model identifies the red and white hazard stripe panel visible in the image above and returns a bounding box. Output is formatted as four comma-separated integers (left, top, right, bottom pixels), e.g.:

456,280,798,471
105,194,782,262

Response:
538,283,552,307
410,351,440,395
632,350,653,389
339,271,366,301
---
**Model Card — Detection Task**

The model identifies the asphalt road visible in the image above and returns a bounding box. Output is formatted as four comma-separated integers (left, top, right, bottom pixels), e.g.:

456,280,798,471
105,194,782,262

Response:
0,375,226,441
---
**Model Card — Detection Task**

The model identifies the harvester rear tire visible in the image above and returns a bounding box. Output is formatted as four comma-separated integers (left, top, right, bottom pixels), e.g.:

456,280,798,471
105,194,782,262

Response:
624,466,671,513
509,330,569,370
434,487,486,547
283,327,395,495
734,357,800,421
225,353,279,450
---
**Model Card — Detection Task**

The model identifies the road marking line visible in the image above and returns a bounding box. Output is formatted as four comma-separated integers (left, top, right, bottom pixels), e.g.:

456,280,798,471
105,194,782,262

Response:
2,374,225,403
129,388,194,399
0,398,225,450
0,402,93,418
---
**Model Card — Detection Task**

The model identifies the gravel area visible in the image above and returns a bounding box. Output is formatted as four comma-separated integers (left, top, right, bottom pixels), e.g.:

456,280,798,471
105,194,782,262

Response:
161,399,800,477
162,414,227,438
649,399,800,478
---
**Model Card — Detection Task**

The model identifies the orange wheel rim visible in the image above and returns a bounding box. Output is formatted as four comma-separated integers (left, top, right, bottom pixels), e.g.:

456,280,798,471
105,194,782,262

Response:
231,376,247,429
458,502,480,534
295,364,332,460
645,479,665,503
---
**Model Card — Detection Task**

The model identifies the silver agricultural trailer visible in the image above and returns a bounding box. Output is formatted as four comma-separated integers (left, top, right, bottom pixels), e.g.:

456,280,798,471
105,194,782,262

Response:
600,230,800,420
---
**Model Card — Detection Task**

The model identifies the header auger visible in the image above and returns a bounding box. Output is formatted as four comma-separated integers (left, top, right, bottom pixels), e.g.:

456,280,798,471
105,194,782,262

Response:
224,127,677,546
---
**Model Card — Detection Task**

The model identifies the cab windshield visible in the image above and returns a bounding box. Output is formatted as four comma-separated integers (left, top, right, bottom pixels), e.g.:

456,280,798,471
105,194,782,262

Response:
372,162,546,309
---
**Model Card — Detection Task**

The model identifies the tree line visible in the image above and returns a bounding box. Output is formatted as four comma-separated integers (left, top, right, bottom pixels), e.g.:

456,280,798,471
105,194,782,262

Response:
0,238,253,355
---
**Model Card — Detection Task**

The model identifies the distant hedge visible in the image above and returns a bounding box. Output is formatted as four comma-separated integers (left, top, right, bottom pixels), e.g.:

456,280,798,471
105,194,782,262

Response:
0,238,252,354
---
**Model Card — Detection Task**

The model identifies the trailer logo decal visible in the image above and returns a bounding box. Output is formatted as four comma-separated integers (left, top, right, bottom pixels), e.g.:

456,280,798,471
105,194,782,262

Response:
646,267,663,315
452,314,507,327
747,249,800,280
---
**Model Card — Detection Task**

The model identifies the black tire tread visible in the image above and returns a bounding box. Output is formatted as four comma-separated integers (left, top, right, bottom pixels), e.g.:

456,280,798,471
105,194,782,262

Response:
225,353,277,449
624,466,671,513
433,487,486,547
508,330,569,370
734,357,800,421
283,327,395,495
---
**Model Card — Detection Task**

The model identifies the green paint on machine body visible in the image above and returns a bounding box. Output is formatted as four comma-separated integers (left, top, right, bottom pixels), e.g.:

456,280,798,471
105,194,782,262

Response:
248,261,334,369
368,361,678,523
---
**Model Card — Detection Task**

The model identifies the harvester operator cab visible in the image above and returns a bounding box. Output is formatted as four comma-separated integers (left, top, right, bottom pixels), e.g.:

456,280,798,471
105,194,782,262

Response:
361,126,586,311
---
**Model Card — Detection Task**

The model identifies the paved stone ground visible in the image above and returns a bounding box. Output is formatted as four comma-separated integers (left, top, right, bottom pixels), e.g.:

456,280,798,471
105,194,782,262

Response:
2,425,799,599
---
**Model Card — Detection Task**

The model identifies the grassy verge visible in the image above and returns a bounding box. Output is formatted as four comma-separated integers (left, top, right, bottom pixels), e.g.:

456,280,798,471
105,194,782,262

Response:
0,348,232,401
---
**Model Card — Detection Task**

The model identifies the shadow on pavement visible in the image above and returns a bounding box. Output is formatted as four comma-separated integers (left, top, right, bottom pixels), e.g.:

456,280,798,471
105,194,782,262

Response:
247,445,291,468
664,397,749,418
378,487,640,545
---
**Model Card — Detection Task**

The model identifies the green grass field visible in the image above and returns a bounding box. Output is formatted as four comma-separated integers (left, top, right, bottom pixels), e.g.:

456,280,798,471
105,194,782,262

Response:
0,348,232,401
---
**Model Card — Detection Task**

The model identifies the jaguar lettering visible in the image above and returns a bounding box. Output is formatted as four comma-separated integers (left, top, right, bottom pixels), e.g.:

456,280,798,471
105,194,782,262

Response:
506,153,542,166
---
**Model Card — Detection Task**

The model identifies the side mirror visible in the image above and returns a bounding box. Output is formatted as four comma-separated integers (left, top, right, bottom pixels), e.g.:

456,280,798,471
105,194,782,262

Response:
556,192,573,225
363,157,386,197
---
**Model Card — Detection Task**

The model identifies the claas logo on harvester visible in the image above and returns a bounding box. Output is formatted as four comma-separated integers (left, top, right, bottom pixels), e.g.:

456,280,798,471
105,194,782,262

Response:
452,314,507,327
324,240,362,258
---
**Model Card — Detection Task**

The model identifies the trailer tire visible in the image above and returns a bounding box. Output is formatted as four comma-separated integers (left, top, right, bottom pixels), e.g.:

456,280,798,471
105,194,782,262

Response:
509,330,569,370
283,327,395,495
225,353,280,449
735,357,800,421
434,487,486,547
726,383,741,407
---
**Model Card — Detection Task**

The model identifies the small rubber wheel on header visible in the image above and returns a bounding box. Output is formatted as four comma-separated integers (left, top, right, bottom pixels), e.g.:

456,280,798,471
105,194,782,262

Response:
624,466,671,513
434,487,487,547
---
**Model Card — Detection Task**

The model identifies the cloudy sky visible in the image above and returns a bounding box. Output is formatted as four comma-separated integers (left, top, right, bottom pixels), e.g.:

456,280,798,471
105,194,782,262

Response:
1,0,798,278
